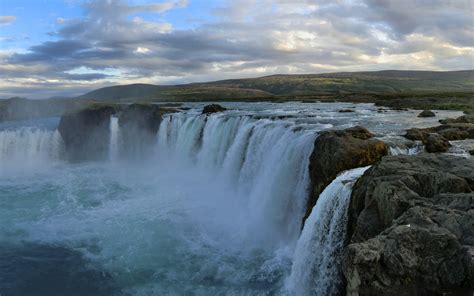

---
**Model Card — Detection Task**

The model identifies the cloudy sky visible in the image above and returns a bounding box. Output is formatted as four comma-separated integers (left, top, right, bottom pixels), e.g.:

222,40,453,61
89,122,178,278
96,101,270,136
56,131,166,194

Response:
0,0,473,98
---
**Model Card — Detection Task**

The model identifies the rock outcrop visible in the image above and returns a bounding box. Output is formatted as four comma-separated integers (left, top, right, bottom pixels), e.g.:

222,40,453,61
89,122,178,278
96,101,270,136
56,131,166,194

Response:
202,104,227,114
118,104,178,157
417,110,435,117
305,126,388,221
424,133,451,153
404,122,474,153
440,114,474,125
344,154,474,296
58,105,116,161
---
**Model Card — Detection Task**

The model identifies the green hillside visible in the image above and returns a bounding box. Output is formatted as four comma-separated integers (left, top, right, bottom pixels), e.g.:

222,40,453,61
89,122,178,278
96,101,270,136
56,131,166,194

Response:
78,70,474,102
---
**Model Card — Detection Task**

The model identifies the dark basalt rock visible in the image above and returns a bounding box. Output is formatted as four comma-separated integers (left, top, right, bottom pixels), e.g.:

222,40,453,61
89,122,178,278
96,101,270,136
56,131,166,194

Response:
440,114,474,125
305,126,388,222
404,123,474,153
202,104,227,114
417,109,436,117
118,104,178,157
344,154,474,296
424,133,451,153
58,105,116,162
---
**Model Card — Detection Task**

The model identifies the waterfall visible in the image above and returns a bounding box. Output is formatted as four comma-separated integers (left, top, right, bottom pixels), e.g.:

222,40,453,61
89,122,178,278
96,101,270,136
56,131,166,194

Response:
109,116,120,161
286,166,370,296
156,112,317,245
0,127,63,165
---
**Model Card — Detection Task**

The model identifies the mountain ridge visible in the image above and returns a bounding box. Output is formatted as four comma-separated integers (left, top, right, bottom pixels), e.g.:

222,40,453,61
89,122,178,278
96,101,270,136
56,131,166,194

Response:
77,70,474,102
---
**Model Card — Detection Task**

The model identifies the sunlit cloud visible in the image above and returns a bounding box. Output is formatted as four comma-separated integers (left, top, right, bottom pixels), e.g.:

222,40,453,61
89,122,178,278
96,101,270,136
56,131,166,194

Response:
0,0,472,98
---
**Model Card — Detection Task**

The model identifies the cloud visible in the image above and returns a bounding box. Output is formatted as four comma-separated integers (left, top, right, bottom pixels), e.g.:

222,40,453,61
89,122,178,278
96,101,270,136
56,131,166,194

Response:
0,15,16,25
1,0,473,98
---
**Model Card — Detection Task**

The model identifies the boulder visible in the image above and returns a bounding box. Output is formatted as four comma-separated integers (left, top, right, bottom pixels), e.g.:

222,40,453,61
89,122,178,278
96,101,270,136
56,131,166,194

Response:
339,109,355,113
58,105,116,161
423,133,451,153
418,110,436,117
404,123,474,153
470,149,474,156
202,104,227,114
344,154,474,295
305,126,388,221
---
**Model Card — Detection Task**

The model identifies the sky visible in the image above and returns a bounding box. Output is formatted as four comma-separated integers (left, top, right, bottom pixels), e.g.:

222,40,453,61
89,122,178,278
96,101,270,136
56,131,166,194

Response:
0,0,473,99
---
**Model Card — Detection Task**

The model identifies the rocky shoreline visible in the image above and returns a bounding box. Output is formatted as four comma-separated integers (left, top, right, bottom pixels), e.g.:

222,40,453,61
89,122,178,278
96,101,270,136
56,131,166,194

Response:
303,113,474,295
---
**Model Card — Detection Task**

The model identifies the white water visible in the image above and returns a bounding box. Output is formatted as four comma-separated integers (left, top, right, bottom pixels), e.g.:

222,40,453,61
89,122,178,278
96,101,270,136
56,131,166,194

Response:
156,112,316,245
0,103,466,294
389,145,423,156
0,127,63,170
286,166,371,296
109,116,120,161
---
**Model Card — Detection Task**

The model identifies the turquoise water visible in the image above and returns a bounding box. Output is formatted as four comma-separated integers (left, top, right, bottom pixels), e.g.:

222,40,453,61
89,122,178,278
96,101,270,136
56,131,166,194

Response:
0,102,465,295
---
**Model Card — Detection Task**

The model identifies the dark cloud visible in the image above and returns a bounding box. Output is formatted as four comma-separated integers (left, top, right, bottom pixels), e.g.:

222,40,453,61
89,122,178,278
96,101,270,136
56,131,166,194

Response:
1,0,472,98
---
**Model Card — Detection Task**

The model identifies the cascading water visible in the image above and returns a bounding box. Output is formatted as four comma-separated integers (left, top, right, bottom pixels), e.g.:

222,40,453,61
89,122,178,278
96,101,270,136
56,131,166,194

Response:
286,166,370,296
0,127,63,167
0,103,464,295
389,145,423,155
156,112,317,245
109,116,120,161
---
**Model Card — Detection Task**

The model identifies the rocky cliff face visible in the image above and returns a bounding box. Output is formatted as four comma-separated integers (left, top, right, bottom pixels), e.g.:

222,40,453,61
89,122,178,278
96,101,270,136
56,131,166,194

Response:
305,126,388,221
344,154,474,295
58,106,116,161
118,104,167,157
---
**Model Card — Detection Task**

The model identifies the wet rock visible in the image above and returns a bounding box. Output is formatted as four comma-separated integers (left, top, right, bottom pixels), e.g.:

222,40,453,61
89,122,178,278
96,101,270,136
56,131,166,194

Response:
470,149,474,155
440,114,474,124
118,104,178,157
424,133,451,153
58,105,116,161
345,154,474,295
404,123,474,153
202,104,227,114
338,109,355,113
305,126,388,222
418,110,436,117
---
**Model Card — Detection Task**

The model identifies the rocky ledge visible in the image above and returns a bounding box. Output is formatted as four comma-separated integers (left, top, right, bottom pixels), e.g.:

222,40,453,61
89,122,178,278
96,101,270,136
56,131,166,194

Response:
58,103,178,161
305,126,388,221
118,104,177,157
405,120,474,153
344,154,474,296
58,105,116,161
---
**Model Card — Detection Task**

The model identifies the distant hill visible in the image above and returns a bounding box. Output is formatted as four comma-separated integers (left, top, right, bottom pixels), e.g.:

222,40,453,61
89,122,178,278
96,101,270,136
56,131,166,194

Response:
78,70,474,102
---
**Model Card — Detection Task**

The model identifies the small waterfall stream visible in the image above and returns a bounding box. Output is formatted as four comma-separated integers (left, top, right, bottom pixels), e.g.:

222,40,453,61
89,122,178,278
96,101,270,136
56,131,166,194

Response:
109,116,120,161
286,166,370,295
